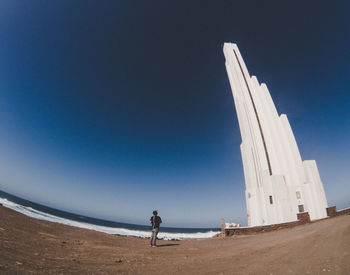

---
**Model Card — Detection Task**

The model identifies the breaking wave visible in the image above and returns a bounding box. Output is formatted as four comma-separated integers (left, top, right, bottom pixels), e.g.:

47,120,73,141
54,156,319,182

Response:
0,197,220,240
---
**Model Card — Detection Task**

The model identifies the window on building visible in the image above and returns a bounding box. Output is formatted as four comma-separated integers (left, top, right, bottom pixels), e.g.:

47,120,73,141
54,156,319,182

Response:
296,191,301,199
269,195,273,205
298,205,304,213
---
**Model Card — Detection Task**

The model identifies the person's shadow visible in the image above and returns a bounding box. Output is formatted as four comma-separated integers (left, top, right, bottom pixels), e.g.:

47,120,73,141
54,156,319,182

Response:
156,244,180,247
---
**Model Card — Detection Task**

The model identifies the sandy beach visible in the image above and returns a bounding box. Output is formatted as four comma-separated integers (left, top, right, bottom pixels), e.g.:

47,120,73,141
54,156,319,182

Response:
0,205,349,274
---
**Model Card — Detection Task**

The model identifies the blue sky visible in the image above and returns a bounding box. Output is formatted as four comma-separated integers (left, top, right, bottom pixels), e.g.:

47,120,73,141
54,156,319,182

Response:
0,1,349,227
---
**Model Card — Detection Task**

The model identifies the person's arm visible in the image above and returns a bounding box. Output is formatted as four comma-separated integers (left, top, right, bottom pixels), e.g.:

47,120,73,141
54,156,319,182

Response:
159,217,162,224
150,217,153,224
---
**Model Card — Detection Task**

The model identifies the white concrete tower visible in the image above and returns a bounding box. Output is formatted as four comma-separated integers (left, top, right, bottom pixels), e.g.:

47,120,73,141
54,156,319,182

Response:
223,43,328,226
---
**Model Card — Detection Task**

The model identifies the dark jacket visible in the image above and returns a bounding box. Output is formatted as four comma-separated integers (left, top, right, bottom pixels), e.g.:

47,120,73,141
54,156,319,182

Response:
150,215,162,229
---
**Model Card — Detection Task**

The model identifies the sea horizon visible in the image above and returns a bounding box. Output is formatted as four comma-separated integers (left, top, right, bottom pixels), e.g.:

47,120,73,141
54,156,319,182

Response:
0,190,220,240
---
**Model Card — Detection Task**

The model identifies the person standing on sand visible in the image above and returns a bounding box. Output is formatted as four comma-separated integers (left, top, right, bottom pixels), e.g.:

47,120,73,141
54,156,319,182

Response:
150,210,162,247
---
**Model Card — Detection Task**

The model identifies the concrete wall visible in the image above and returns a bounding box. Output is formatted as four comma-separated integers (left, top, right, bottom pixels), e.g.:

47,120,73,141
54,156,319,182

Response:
222,207,349,237
224,212,311,236
223,43,328,226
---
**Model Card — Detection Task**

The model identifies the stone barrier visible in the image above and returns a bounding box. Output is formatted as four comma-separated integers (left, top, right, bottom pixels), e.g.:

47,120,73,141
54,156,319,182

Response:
224,212,310,237
326,206,337,217
327,206,350,217
224,205,350,237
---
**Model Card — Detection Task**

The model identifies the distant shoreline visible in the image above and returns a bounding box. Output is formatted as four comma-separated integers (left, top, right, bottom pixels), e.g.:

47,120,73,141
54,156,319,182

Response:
0,190,220,240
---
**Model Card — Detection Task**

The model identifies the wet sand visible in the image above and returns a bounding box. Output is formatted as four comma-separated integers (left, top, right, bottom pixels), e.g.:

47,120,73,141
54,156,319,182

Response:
0,205,349,274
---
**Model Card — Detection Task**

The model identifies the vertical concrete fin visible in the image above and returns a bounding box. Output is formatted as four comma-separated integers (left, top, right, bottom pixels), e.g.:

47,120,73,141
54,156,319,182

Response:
223,43,328,226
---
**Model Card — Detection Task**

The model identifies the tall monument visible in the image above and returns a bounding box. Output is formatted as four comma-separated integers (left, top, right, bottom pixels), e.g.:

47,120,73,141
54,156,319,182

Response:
223,43,328,226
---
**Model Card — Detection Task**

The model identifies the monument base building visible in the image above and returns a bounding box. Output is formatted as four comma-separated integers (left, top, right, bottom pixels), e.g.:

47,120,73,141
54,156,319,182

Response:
223,43,328,227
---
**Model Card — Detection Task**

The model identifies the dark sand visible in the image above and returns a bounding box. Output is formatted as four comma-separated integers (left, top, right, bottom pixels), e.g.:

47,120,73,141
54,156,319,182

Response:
0,205,349,274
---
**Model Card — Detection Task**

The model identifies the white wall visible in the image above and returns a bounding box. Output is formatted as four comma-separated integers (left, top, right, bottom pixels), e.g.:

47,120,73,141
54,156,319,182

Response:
223,43,328,226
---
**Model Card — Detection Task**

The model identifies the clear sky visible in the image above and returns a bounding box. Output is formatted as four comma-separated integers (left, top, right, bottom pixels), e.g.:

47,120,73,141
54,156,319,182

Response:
0,1,349,227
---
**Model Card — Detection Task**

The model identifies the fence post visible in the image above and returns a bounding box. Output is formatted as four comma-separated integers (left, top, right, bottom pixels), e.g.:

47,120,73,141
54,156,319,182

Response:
221,218,225,236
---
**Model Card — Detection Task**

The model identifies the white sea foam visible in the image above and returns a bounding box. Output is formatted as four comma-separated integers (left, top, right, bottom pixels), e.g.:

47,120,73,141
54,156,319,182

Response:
0,198,220,240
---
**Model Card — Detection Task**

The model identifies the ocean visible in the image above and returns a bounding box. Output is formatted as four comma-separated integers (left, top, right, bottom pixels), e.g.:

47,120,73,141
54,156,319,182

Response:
0,190,220,240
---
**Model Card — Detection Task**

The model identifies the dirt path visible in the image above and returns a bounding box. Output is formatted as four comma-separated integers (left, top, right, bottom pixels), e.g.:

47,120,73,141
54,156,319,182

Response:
0,206,349,274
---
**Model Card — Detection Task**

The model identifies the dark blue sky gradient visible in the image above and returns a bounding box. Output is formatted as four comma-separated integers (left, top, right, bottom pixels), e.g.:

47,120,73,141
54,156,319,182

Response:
0,1,349,227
